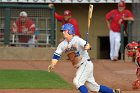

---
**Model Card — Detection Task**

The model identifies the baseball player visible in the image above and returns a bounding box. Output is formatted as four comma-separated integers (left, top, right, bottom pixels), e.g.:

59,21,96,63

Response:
48,23,121,93
48,4,81,37
126,41,140,89
11,11,36,47
106,1,134,61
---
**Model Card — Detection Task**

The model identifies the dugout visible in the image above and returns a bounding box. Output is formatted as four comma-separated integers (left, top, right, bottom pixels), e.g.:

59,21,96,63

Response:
54,3,133,59
0,3,136,60
98,36,128,59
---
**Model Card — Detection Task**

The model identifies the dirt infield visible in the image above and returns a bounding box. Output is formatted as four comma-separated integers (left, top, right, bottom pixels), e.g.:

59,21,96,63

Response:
0,59,139,93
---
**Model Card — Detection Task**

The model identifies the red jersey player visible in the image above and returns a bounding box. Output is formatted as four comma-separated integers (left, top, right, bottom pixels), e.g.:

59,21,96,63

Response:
106,1,134,61
48,4,81,37
12,11,36,47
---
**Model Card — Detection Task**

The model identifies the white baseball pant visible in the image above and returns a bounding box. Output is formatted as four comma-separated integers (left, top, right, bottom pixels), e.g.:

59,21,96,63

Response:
73,57,100,92
109,30,121,60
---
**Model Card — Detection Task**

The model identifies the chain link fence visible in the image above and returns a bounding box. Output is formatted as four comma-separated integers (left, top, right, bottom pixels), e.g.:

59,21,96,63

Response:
0,4,56,47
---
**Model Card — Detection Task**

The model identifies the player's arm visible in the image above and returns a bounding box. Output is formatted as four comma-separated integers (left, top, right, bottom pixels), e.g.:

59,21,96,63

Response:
123,17,134,21
48,4,64,21
27,20,36,34
11,22,18,33
106,20,110,30
48,43,63,72
55,12,64,21
48,59,58,72
122,10,134,21
105,10,115,30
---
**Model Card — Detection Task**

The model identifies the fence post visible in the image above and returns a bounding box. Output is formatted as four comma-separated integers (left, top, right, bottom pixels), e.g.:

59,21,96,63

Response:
120,24,124,60
4,8,11,45
50,7,56,47
127,21,133,43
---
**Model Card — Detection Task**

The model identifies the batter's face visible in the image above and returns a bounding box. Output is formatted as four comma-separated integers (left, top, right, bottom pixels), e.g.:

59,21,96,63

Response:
62,30,73,41
63,30,69,38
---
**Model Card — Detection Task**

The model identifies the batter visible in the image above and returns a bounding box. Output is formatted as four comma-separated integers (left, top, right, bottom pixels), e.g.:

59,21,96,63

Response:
48,23,121,93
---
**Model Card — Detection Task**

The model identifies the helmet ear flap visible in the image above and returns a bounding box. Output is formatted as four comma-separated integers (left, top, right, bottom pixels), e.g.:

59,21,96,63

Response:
68,30,71,35
68,30,74,35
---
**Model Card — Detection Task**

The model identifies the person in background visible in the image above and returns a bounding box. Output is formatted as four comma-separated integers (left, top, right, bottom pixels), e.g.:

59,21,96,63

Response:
11,11,36,47
105,1,134,61
48,4,81,37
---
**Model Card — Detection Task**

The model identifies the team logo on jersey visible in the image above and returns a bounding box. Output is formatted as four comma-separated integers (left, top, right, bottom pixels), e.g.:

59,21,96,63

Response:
64,45,77,53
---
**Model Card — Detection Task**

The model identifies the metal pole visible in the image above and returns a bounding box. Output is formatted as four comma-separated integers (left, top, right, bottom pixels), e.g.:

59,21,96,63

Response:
4,8,11,45
121,24,124,60
127,21,133,43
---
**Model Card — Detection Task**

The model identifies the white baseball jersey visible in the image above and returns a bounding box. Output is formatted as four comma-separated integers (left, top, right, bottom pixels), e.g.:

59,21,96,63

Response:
53,36,100,92
54,36,90,59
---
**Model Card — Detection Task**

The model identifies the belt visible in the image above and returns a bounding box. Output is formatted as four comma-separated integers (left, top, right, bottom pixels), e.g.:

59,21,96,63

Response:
76,59,91,69
80,59,91,65
87,59,91,61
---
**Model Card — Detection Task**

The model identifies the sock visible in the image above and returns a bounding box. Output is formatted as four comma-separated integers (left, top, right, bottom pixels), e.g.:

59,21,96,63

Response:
78,85,88,93
99,85,113,93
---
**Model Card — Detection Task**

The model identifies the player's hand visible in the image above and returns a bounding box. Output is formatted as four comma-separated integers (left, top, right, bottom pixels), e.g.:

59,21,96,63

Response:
84,43,91,50
48,64,55,72
48,4,54,9
118,18,123,24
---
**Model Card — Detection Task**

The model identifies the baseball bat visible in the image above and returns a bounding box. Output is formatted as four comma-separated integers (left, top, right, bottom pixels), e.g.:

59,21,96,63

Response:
86,4,93,43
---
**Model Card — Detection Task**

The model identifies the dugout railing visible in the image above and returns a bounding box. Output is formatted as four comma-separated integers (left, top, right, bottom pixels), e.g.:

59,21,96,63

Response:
120,21,133,60
0,4,56,47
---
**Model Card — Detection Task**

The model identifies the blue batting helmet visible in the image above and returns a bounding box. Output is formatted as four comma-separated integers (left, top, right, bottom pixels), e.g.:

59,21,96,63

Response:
61,23,75,35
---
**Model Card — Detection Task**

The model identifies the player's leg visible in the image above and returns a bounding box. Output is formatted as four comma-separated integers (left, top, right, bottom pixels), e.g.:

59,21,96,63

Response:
114,32,121,60
73,58,91,93
85,65,113,93
28,38,35,47
85,61,121,93
86,81,121,93
109,30,115,60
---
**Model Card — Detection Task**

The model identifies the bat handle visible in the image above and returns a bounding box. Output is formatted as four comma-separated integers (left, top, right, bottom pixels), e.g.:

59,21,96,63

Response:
86,32,92,50
86,32,88,44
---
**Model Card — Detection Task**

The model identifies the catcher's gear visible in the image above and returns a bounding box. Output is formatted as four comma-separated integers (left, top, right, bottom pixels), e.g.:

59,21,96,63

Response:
61,23,75,35
136,67,140,78
136,56,140,67
132,79,140,89
125,41,138,57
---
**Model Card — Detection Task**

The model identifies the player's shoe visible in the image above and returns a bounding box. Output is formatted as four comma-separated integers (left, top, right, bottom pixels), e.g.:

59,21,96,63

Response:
113,89,121,93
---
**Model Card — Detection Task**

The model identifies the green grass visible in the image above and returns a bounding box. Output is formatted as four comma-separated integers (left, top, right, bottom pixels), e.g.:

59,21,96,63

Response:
0,70,72,89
